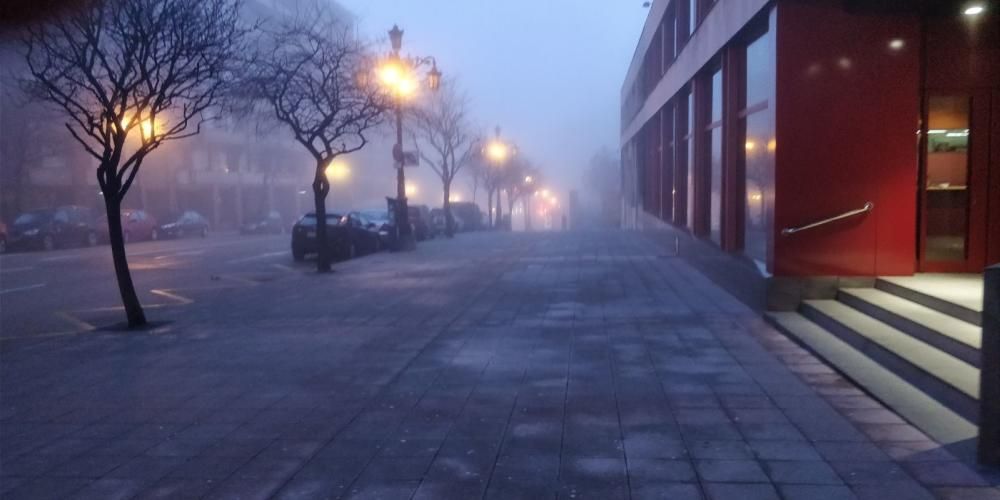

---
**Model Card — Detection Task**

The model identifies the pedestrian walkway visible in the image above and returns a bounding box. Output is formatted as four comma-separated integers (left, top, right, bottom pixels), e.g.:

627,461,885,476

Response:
0,230,996,499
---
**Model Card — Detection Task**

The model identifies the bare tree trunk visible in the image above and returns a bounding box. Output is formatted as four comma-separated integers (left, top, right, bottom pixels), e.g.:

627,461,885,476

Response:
443,178,454,238
495,189,503,231
104,194,146,327
524,196,533,231
487,188,494,228
312,161,332,273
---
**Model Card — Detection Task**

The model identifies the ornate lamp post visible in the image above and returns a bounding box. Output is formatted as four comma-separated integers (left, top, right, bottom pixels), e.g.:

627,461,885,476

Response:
376,25,441,251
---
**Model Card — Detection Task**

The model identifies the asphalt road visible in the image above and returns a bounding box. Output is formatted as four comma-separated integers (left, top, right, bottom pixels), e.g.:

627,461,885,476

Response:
0,233,302,339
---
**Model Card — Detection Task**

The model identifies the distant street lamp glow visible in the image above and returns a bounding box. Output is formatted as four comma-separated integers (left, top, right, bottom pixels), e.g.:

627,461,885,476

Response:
405,182,418,196
964,4,985,15
524,175,533,184
449,193,462,202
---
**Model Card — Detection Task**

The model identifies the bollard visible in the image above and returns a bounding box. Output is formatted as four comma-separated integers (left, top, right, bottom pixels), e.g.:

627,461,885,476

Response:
979,264,1000,465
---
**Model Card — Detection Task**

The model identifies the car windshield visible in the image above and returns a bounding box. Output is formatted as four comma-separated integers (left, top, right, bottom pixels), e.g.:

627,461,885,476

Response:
14,210,53,226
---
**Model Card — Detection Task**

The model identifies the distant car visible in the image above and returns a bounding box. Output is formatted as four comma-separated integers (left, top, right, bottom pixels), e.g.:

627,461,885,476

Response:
408,205,431,241
0,222,6,253
98,209,159,243
159,210,209,239
450,202,484,231
7,206,99,251
291,212,342,262
338,212,384,258
241,211,285,235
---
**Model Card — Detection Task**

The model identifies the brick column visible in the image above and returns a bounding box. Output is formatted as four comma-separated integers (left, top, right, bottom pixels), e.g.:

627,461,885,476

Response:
980,264,1000,465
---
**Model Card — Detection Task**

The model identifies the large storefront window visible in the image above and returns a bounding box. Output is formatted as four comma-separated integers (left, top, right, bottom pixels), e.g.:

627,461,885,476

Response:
708,69,723,244
742,27,775,268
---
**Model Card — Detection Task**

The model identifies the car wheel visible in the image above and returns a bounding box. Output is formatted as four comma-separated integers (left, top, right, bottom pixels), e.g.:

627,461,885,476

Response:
42,234,55,251
349,242,356,259
292,247,304,262
151,229,159,241
87,232,98,247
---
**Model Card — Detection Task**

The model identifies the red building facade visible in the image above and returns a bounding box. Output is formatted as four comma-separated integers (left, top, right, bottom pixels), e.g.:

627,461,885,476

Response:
621,0,1000,307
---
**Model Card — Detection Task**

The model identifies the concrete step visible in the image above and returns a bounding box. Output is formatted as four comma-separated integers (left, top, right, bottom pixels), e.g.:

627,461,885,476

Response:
766,311,978,462
838,288,981,367
800,300,980,422
876,277,982,326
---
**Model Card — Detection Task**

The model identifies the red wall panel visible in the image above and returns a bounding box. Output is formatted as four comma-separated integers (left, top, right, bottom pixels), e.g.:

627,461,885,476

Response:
773,0,920,276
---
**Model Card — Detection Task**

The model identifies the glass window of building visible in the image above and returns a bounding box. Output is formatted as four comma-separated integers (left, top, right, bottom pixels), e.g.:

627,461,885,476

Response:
689,0,697,35
742,28,775,268
686,91,696,230
708,69,723,244
924,96,971,262
661,104,675,221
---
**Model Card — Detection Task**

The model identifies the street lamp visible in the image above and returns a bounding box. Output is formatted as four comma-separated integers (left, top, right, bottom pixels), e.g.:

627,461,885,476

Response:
374,24,442,251
483,127,515,230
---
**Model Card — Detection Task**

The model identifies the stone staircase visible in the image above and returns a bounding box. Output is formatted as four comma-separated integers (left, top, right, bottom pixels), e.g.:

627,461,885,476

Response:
767,277,983,460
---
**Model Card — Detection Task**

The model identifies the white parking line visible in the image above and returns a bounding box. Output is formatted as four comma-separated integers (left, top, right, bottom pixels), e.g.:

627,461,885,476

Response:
227,251,288,265
0,283,46,295
0,266,34,274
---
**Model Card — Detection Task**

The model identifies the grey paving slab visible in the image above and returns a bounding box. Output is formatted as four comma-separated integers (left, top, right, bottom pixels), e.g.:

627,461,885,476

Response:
0,230,995,499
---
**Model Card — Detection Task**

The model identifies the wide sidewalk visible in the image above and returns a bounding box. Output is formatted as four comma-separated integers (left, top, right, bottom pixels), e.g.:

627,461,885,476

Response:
1,230,996,499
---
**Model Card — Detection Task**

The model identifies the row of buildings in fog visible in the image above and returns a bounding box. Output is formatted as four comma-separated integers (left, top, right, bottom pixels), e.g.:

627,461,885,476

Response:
0,0,455,229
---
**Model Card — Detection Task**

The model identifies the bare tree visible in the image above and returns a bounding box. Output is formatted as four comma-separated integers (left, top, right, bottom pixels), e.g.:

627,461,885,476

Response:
20,0,250,327
409,82,477,237
251,7,386,272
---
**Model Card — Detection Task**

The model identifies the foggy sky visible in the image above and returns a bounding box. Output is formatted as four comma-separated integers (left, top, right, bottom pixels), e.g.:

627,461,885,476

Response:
340,0,647,197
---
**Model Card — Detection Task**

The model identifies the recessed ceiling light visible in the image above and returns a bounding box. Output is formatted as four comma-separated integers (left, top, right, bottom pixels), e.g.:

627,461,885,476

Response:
964,4,985,15
888,38,905,50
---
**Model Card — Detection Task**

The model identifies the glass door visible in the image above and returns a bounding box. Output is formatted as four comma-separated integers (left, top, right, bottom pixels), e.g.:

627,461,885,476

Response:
919,92,991,272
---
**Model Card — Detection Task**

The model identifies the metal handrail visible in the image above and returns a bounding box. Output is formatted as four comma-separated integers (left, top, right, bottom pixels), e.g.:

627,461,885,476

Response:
781,202,874,236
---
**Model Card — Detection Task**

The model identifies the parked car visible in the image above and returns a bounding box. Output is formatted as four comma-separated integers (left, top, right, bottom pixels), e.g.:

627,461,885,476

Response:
7,206,99,251
291,212,343,262
159,210,209,239
98,209,159,243
337,212,384,258
450,202,484,231
0,222,6,253
409,205,431,241
241,211,285,235
428,208,447,237
359,209,393,247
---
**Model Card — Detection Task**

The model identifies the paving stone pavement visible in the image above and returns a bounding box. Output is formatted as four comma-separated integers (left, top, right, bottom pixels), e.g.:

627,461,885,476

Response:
1,230,998,499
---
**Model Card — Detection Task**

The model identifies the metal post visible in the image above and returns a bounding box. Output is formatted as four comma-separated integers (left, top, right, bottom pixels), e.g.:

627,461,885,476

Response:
979,264,1000,465
394,98,414,251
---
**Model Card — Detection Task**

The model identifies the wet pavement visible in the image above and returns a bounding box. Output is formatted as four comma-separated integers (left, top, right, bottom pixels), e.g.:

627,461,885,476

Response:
1,230,997,499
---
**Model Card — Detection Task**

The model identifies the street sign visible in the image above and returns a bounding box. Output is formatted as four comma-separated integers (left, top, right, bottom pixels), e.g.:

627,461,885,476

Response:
392,145,419,167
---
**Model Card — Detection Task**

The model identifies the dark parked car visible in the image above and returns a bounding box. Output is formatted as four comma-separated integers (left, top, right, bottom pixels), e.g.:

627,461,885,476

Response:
7,206,99,251
428,208,447,237
98,209,159,243
241,211,285,235
359,209,393,247
291,212,342,262
159,210,209,239
450,202,484,231
338,212,383,258
408,205,431,241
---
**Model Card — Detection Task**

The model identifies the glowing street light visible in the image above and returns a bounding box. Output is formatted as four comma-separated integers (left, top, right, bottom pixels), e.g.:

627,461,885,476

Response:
325,159,351,182
405,182,418,197
524,175,534,184
486,140,510,163
964,4,985,15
